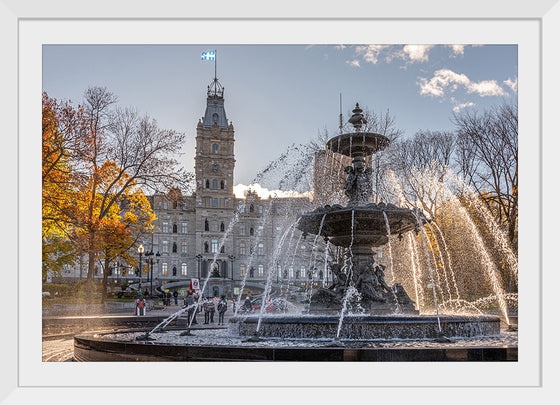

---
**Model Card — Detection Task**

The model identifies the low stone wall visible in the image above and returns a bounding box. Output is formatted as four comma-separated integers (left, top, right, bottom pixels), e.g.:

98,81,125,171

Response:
42,301,154,316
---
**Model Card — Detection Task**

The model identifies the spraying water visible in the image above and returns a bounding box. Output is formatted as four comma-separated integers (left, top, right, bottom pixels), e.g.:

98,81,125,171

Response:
416,214,442,332
234,200,273,316
336,209,355,339
449,197,511,325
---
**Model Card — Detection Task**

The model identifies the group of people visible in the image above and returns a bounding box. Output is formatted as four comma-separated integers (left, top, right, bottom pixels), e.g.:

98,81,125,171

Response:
161,290,179,306
183,290,228,326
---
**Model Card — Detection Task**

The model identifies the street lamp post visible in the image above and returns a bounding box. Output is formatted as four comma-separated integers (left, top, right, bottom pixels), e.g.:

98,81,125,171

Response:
228,255,235,281
196,254,203,279
137,244,144,294
144,250,160,297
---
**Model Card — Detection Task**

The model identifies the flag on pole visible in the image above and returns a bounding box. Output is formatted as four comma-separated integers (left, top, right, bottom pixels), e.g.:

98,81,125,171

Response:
201,51,215,61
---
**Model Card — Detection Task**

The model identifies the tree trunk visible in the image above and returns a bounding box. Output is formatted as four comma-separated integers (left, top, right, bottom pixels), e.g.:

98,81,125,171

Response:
101,255,110,304
86,231,96,303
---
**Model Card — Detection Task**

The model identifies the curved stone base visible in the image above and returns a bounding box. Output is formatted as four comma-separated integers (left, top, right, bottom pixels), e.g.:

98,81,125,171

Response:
230,315,501,340
73,326,516,362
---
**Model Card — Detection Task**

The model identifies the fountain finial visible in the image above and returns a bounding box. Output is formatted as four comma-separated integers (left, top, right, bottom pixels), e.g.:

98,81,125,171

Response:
348,103,366,131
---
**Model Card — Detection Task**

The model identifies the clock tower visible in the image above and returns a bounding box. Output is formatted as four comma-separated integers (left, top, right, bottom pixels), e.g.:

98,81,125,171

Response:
194,76,236,281
194,77,235,207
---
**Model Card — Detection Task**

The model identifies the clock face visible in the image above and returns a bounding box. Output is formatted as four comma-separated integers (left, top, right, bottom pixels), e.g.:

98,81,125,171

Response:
212,165,219,173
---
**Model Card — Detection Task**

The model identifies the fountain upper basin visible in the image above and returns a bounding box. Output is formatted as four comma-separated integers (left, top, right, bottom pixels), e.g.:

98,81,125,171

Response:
297,203,423,247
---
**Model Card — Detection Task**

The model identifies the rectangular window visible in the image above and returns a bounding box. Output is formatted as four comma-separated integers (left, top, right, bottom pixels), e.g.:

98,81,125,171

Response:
181,223,187,234
258,205,263,214
301,266,306,278
211,220,218,232
182,202,187,210
162,222,168,233
163,201,168,209
258,225,263,231
162,240,168,253
240,224,245,236
239,242,246,256
162,263,168,276
240,204,245,213
181,241,187,253
258,243,264,255
181,263,187,276
240,265,246,277
212,198,218,208
211,239,218,253
258,264,264,277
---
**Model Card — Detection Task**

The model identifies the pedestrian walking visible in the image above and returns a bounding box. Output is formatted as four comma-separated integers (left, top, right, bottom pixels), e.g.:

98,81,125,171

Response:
184,290,197,325
203,298,210,324
243,295,252,312
173,290,179,305
209,298,216,323
217,295,227,325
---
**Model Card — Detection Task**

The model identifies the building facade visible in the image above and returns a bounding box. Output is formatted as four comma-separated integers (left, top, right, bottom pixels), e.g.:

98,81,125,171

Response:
110,78,319,297
57,78,386,297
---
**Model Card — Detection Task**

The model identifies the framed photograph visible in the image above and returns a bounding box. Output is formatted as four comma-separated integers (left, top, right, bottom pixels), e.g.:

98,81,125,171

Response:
3,0,558,402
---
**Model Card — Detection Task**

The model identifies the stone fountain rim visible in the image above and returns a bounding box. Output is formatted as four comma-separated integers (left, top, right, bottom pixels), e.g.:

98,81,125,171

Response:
230,314,501,324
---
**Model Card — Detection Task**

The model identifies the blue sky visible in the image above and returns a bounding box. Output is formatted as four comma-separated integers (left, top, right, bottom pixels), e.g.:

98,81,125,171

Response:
42,44,517,186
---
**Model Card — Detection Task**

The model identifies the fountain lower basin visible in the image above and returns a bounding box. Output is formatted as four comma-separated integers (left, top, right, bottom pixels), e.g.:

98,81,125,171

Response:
230,314,501,340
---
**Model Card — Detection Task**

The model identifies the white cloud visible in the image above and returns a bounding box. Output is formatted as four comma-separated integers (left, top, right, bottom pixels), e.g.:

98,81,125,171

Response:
233,183,312,199
346,59,360,67
418,68,507,98
467,80,507,96
335,44,346,50
401,45,435,62
354,45,390,64
448,45,465,56
504,77,518,92
452,102,475,113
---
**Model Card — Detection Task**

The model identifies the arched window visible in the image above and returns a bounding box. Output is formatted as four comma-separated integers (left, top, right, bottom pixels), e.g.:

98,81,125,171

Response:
172,242,177,253
220,222,225,232
212,143,219,154
212,179,218,189
172,224,177,233
249,227,254,236
204,241,209,253
249,204,254,213
204,219,209,231
220,180,225,189
205,180,210,188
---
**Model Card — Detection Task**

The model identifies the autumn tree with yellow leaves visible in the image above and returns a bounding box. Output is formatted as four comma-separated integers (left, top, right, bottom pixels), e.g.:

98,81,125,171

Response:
42,87,192,299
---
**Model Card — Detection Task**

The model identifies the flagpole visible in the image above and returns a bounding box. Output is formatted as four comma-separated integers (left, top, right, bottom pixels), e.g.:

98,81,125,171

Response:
214,49,217,81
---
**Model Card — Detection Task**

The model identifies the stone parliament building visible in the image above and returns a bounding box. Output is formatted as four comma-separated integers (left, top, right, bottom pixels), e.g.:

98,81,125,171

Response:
62,77,325,298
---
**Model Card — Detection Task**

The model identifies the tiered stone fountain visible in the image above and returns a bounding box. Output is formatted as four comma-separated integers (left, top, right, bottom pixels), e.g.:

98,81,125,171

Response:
230,104,500,341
